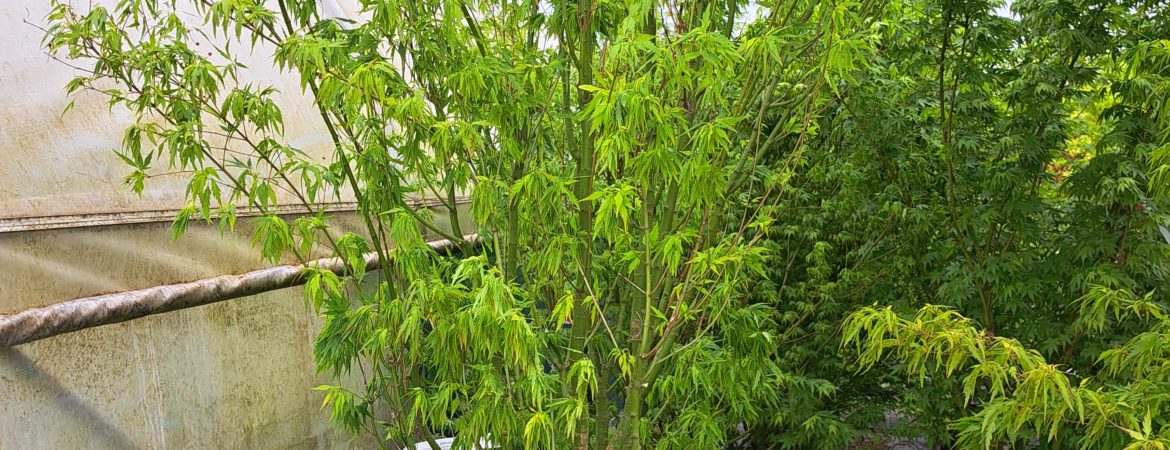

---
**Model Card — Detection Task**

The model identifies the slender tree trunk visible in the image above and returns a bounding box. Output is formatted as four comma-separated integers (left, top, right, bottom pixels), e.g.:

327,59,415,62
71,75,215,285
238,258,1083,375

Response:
567,0,597,447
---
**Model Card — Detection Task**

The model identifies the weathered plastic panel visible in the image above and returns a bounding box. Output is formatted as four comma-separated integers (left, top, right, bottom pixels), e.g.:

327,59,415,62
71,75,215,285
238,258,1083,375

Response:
0,218,375,449
0,205,471,449
0,1,473,448
0,0,355,228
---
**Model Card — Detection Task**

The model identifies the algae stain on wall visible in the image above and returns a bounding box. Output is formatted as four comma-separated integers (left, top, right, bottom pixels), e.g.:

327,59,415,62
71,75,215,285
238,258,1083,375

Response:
0,223,376,450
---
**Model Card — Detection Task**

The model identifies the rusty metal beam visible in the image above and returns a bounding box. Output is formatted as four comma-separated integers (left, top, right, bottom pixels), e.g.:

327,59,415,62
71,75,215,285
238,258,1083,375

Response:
0,235,473,347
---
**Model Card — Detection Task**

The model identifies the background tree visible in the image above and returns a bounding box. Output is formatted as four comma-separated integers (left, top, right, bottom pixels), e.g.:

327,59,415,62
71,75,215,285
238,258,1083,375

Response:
739,0,1170,448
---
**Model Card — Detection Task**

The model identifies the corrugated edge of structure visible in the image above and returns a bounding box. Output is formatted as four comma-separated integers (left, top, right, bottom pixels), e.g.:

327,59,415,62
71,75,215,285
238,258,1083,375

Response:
0,234,476,347
0,196,469,233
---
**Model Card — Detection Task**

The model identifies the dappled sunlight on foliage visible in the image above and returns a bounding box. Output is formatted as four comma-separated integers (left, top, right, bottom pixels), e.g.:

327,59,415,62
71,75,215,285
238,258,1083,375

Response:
42,0,1170,447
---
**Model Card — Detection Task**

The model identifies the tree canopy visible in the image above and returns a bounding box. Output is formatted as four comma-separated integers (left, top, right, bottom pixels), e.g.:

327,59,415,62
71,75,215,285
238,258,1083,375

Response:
44,0,1170,448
